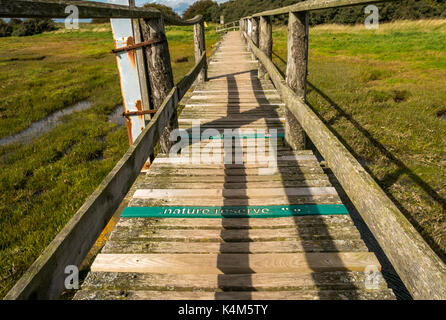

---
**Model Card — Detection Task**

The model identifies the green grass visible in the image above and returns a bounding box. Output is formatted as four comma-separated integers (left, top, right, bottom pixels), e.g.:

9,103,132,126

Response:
272,19,446,260
0,23,220,298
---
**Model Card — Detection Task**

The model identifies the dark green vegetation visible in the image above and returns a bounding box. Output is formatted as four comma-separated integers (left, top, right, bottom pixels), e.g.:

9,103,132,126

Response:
0,23,220,298
271,19,446,261
0,18,57,37
192,0,446,24
183,0,220,21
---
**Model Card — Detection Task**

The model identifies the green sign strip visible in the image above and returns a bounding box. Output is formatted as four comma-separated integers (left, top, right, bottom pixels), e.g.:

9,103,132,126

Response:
121,204,348,219
189,133,285,140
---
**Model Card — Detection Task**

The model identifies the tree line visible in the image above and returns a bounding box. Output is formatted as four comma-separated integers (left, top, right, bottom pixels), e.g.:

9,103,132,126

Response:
182,0,446,25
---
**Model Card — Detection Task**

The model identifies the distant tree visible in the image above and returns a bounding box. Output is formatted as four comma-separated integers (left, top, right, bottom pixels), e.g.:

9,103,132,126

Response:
143,3,181,20
182,0,219,21
0,19,12,37
11,18,57,37
91,18,109,24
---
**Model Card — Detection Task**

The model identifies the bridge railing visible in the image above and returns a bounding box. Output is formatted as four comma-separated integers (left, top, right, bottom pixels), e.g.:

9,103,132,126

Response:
216,20,240,33
2,0,209,300
239,0,446,300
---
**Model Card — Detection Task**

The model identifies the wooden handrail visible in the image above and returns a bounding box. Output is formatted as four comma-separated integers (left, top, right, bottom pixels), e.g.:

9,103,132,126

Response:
242,0,395,18
0,0,203,25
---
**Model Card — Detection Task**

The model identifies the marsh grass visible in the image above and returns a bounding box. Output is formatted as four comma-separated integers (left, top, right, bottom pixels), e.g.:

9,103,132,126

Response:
272,19,446,261
0,23,220,298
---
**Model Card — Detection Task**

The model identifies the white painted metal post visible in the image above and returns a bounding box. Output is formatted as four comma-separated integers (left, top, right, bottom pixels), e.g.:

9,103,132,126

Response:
108,0,146,145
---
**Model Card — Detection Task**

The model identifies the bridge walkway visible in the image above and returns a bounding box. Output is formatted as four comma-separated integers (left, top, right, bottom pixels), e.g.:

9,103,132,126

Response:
73,31,395,300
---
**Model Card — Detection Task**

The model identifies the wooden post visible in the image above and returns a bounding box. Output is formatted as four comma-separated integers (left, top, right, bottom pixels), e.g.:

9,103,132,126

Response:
239,19,244,38
259,16,272,80
285,11,309,150
251,17,259,48
194,21,207,83
140,16,176,154
129,0,152,124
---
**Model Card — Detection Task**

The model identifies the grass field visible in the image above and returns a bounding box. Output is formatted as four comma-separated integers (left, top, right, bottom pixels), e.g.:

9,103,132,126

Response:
272,19,446,261
0,23,220,298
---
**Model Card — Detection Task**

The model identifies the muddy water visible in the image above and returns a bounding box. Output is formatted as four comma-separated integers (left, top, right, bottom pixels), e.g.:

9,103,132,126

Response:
107,104,125,127
0,101,93,147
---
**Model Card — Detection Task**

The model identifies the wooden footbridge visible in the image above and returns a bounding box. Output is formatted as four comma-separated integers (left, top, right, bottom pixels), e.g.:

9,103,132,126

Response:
2,0,446,300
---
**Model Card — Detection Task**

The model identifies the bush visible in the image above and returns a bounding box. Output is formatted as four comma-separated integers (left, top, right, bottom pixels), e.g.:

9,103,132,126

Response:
2,18,57,37
0,19,12,37
183,0,219,22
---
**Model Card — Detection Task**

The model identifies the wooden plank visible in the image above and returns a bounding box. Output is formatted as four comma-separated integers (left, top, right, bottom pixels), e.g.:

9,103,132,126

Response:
129,196,342,207
80,271,386,291
147,167,324,176
132,187,338,199
136,180,332,189
102,239,369,254
109,225,362,242
115,215,355,228
90,252,381,274
74,289,395,300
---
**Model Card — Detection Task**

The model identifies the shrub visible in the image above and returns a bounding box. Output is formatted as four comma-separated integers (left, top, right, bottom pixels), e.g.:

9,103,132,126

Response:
7,18,57,37
0,19,12,37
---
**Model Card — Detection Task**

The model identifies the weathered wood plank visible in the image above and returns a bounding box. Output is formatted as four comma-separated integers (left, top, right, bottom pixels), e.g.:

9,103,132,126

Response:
80,271,386,291
74,289,395,300
132,187,338,199
109,225,362,242
116,215,355,229
90,252,381,274
129,196,343,207
102,239,369,254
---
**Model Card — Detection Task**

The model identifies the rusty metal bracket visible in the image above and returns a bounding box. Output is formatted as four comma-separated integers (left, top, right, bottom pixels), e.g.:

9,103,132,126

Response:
121,109,158,117
112,38,165,54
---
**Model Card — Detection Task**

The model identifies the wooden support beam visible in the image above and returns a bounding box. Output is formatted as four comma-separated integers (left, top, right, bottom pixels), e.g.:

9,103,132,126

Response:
259,16,272,80
140,16,177,154
285,11,308,150
194,21,207,83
